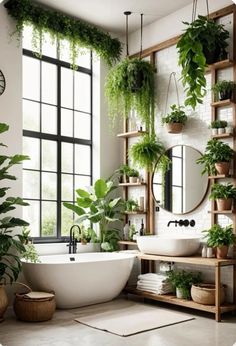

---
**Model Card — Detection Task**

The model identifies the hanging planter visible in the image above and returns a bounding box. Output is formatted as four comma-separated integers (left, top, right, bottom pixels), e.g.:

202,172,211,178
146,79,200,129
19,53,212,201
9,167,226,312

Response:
177,1,229,109
4,0,122,67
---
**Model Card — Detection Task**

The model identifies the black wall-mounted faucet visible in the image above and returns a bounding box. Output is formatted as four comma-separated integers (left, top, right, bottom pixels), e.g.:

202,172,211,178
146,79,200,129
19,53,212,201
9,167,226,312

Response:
167,219,195,227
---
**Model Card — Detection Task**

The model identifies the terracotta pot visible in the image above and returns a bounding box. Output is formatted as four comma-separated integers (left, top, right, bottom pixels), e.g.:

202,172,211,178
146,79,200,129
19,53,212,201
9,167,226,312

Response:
166,123,183,134
129,176,138,183
216,198,232,211
216,245,229,259
0,285,8,322
215,162,230,175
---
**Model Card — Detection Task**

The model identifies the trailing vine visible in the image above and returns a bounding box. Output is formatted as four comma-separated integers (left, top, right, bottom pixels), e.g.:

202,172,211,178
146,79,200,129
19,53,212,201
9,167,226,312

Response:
4,0,122,67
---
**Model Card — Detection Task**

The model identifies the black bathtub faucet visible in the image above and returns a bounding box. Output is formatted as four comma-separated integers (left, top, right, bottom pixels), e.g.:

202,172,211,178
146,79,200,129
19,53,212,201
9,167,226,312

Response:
67,225,81,254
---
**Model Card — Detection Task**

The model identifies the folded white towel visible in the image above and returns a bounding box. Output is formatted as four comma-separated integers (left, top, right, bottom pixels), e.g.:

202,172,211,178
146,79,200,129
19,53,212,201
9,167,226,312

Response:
137,283,172,292
136,286,172,295
137,280,172,288
138,278,169,285
138,273,167,282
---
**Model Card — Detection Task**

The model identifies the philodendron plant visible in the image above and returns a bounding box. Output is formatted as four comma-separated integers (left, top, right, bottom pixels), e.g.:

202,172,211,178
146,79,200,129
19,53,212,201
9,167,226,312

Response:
63,179,124,252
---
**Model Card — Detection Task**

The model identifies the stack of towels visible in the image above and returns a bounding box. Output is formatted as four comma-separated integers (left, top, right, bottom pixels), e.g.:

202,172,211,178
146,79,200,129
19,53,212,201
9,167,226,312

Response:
136,273,173,295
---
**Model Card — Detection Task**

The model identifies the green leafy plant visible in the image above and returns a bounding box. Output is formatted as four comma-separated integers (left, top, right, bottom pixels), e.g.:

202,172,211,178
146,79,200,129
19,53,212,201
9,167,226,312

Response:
105,57,155,133
124,199,139,212
128,224,137,241
167,270,202,299
128,168,139,178
212,80,235,94
210,120,227,129
22,243,40,263
177,15,229,109
196,139,234,175
5,0,121,67
63,179,124,251
162,104,187,125
209,183,236,200
203,224,235,247
100,230,121,252
74,224,99,244
0,123,30,284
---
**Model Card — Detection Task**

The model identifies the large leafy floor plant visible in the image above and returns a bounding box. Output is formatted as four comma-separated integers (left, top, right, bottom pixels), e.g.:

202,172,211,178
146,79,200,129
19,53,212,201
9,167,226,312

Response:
177,15,229,109
63,179,124,251
0,123,30,285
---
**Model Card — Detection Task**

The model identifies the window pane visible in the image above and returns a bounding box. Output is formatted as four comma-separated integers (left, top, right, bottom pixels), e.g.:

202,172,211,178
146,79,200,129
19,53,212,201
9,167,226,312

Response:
76,49,91,69
23,100,40,132
172,187,182,213
42,202,57,237
42,32,57,59
23,137,40,170
23,56,40,101
74,72,91,113
172,146,182,157
74,175,91,190
59,39,70,63
61,67,73,109
61,142,73,173
42,172,57,200
172,157,182,186
23,171,40,199
42,140,57,171
62,174,73,201
61,204,74,236
23,200,40,237
42,62,57,105
74,112,91,140
61,109,73,137
75,145,90,175
23,24,34,51
42,104,57,135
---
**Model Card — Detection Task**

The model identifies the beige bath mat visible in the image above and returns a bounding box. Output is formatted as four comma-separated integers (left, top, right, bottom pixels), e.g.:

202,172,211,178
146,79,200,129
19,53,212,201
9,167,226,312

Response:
74,299,194,336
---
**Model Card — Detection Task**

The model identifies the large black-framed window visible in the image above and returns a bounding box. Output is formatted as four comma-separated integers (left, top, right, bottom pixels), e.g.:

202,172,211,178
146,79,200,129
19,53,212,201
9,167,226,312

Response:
22,28,93,242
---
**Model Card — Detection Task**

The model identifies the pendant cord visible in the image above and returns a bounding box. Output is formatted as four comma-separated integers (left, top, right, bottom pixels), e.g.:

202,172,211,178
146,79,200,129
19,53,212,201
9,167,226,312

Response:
192,0,209,22
124,11,131,57
139,13,143,59
164,72,180,115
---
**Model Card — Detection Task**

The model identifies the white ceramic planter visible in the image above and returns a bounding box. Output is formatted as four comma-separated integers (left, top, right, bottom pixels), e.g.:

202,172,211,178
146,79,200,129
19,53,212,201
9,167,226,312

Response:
226,126,233,134
129,176,138,183
211,128,218,135
176,287,185,299
218,128,225,134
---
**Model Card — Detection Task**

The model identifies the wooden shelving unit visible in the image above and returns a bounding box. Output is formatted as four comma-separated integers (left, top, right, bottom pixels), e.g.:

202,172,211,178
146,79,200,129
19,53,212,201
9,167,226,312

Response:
125,253,236,321
211,99,234,108
118,240,137,246
208,174,233,179
117,130,147,138
211,133,234,139
206,58,235,71
119,182,147,187
208,210,236,214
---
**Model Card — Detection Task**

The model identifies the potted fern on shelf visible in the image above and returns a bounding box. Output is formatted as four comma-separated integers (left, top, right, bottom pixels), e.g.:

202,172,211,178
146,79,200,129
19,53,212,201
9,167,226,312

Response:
209,183,236,211
196,139,234,176
162,104,187,134
167,270,202,300
212,80,235,101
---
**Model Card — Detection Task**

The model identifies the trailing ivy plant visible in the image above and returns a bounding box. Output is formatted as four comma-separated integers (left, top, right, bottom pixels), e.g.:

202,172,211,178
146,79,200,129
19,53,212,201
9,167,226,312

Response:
5,0,122,67
177,15,229,109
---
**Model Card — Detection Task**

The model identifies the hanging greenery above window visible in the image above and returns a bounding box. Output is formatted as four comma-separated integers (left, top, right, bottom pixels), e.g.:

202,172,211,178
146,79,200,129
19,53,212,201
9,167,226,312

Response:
4,0,122,67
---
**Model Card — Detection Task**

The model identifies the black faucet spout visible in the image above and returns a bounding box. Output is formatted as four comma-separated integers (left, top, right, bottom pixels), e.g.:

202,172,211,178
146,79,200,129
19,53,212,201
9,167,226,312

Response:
67,225,81,254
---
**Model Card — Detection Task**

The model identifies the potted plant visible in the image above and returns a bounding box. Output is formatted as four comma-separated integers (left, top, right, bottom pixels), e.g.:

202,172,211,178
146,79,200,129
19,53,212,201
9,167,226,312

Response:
124,199,139,213
209,183,236,211
74,225,100,252
162,104,187,134
177,15,229,109
167,270,202,299
128,168,140,183
196,139,234,176
210,120,220,135
212,80,235,101
0,123,30,321
203,224,235,259
105,57,155,132
115,164,131,183
63,179,124,252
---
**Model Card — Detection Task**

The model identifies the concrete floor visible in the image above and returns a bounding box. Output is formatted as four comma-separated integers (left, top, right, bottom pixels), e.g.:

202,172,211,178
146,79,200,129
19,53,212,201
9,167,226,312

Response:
1,299,236,346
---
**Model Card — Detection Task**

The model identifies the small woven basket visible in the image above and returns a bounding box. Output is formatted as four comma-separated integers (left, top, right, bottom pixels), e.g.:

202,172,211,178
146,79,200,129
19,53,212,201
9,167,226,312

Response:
191,283,226,305
14,285,56,322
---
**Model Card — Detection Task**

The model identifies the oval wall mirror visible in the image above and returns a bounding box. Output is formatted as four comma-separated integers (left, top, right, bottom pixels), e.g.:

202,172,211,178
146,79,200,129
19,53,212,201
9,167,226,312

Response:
152,145,209,214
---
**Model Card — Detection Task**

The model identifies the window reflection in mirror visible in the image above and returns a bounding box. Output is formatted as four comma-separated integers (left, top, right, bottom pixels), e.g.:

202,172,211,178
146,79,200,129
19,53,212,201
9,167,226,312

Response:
152,145,208,214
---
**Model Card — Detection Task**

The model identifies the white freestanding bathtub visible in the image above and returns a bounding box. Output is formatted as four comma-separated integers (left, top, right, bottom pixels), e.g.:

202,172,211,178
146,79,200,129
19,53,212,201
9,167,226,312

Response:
22,252,135,309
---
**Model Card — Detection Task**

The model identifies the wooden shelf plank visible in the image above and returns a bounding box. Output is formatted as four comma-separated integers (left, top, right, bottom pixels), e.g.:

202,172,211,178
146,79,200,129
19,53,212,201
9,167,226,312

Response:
207,59,235,71
211,133,234,139
136,253,236,266
211,99,234,107
117,130,147,138
208,174,233,179
208,210,236,214
118,240,137,246
124,211,147,215
125,287,236,314
119,182,147,187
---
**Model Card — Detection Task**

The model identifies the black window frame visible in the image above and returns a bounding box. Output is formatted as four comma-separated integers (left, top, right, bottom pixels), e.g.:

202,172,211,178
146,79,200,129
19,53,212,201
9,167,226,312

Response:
22,48,93,243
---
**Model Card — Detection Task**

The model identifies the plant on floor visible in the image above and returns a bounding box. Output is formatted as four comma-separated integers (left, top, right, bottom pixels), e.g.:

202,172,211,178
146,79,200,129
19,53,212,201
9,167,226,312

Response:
105,57,155,131
0,123,30,285
212,80,235,101
63,179,124,252
5,0,121,68
167,270,202,299
162,104,187,125
177,15,229,109
196,139,234,175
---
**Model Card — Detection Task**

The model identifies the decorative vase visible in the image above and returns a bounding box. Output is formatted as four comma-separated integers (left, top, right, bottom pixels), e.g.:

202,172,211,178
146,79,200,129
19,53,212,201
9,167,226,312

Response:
0,285,8,322
216,245,229,259
129,176,138,183
166,123,183,134
216,198,232,211
215,161,230,175
219,90,233,101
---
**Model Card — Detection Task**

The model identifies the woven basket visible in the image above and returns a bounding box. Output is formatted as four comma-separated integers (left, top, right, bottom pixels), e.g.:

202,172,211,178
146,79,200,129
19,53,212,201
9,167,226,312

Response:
191,283,226,305
14,291,56,322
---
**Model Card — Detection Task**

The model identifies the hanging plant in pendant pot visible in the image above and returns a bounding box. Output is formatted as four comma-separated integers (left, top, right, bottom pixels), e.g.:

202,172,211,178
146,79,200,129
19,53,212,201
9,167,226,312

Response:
177,0,229,109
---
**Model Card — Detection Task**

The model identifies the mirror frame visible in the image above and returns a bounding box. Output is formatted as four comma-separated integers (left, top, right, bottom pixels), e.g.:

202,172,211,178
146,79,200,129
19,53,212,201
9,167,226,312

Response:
151,145,209,215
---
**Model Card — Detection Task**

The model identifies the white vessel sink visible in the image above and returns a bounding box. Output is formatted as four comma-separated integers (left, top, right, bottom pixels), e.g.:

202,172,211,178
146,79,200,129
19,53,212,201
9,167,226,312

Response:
136,234,201,257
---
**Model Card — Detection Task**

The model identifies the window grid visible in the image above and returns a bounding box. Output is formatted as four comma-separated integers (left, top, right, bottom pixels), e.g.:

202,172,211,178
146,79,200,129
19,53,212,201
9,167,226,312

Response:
23,47,93,242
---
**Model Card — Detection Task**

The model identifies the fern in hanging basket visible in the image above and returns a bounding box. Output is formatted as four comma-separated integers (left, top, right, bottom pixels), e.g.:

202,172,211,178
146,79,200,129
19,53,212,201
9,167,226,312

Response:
105,57,155,130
